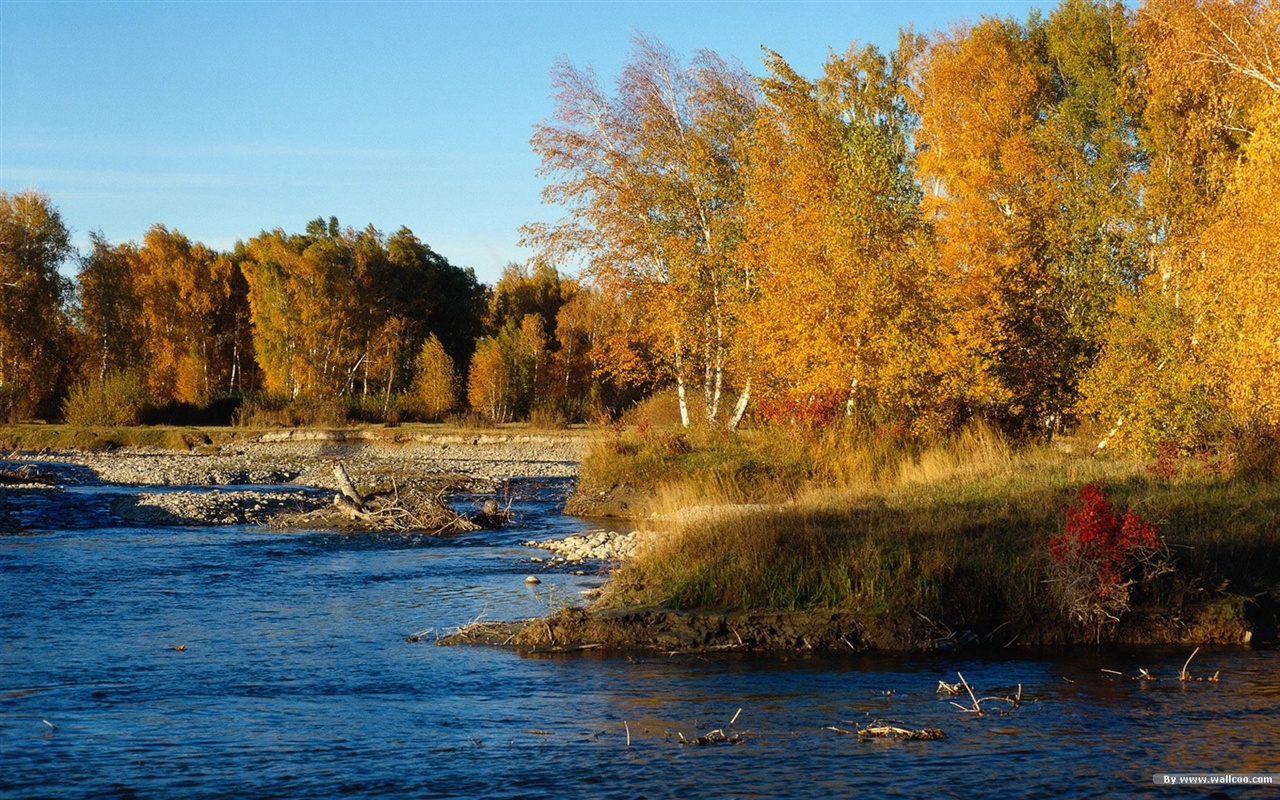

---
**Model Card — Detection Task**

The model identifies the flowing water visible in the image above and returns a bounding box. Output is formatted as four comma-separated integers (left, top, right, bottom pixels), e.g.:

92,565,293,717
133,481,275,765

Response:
1,468,1277,798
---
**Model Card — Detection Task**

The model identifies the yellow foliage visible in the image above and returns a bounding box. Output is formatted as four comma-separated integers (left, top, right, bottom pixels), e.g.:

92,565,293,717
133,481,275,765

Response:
412,334,458,419
1199,94,1280,422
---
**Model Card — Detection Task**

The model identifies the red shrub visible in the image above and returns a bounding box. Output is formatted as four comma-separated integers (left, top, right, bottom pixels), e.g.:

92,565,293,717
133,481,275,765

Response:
756,388,846,430
1048,482,1170,636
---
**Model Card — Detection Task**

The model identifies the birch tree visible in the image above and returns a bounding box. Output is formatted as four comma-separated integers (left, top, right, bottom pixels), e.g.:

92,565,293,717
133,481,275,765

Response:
523,34,757,428
741,39,941,430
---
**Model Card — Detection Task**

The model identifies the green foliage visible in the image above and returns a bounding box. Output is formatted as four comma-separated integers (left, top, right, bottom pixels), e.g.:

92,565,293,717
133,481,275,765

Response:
1079,292,1227,455
61,371,151,426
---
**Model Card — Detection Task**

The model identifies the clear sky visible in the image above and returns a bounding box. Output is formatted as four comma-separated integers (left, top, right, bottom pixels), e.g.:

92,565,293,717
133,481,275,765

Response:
2,0,1045,284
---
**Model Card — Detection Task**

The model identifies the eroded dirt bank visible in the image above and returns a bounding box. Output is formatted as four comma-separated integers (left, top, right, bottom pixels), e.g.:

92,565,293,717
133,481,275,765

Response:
440,597,1276,654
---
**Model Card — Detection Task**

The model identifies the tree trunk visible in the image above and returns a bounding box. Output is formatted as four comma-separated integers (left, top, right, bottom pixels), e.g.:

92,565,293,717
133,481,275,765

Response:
1095,416,1124,453
727,376,751,432
333,461,364,510
674,337,690,428
844,378,860,418
706,285,724,424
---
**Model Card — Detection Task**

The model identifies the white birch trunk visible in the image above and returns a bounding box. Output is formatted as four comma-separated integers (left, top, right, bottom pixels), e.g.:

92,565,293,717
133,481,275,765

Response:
674,337,690,428
1095,416,1124,453
727,376,751,432
707,286,724,424
703,317,714,421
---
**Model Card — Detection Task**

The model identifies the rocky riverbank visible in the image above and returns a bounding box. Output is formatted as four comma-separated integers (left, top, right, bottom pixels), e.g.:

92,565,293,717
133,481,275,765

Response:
37,431,583,487
524,529,638,561
113,489,322,526
4,431,586,528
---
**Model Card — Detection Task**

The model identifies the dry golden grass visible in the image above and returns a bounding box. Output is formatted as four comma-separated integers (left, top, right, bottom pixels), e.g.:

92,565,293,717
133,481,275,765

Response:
593,422,1280,635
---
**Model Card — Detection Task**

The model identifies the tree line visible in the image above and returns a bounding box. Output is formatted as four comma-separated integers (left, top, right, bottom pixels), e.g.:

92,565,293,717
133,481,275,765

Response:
524,0,1280,453
0,199,634,425
4,0,1277,453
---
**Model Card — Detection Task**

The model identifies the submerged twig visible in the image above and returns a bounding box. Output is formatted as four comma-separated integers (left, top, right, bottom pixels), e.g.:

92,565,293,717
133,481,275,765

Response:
950,671,984,715
678,708,746,746
1179,647,1200,681
678,728,743,746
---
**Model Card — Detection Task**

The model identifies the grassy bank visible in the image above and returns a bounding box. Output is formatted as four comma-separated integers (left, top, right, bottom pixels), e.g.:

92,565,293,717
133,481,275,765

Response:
579,424,1280,645
0,424,233,453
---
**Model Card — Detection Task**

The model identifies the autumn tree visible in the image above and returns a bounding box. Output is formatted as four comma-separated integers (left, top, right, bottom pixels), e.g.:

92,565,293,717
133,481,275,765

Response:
1082,0,1278,449
75,233,145,383
914,2,1145,436
240,221,382,399
0,190,74,420
130,225,244,404
1200,92,1280,423
547,283,592,415
1140,0,1279,421
523,34,758,428
485,260,570,340
412,333,459,419
742,38,946,430
467,337,512,421
240,219,485,408
386,226,486,377
1080,292,1227,453
359,225,484,409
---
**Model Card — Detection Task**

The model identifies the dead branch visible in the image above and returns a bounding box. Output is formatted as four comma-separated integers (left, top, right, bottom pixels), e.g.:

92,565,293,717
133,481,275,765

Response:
677,708,746,746
332,461,364,508
950,671,984,715
0,465,58,486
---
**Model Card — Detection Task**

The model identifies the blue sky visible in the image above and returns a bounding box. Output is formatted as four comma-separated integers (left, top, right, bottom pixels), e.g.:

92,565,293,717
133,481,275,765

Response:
2,0,1044,284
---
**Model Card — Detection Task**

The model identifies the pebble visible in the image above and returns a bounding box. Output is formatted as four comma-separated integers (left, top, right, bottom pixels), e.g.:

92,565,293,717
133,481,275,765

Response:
525,575,542,584
113,489,322,526
524,529,638,561
45,435,583,487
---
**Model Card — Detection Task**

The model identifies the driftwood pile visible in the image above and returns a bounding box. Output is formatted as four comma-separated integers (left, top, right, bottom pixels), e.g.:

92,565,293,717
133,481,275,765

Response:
275,462,512,535
0,465,58,486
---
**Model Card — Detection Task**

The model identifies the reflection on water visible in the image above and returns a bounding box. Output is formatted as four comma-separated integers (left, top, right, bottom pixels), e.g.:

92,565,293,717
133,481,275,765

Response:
1,477,1277,798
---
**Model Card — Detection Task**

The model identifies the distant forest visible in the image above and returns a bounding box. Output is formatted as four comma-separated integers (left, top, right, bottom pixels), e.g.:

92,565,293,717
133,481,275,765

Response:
0,198,619,427
3,0,1277,455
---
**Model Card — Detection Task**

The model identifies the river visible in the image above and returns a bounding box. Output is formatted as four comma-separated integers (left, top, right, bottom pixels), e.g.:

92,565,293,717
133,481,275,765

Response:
2,472,1277,798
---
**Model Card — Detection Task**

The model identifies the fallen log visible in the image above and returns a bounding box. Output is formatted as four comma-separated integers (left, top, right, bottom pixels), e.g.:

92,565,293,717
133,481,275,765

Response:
332,461,365,508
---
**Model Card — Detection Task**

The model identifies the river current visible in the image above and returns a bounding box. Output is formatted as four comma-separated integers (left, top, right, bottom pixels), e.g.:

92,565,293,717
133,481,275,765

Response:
1,471,1277,798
